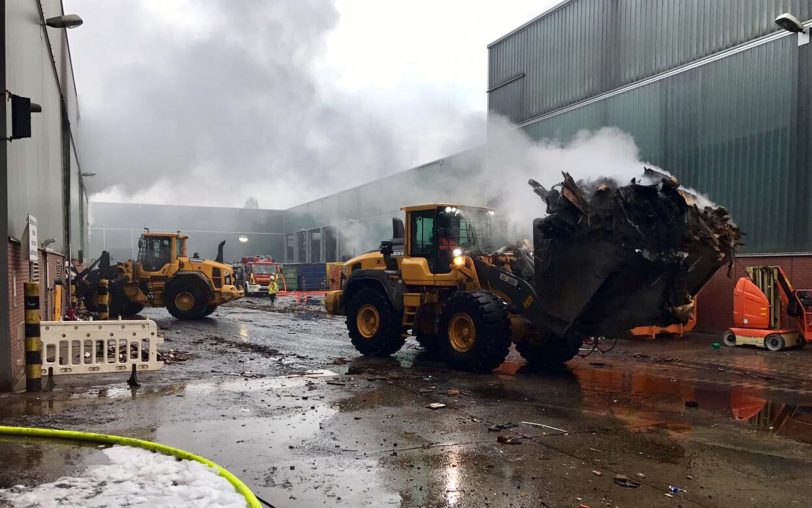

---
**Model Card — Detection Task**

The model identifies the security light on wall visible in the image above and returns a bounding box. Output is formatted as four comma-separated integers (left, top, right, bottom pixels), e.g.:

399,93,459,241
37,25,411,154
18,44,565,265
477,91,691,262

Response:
45,14,83,29
775,13,805,33
238,235,249,243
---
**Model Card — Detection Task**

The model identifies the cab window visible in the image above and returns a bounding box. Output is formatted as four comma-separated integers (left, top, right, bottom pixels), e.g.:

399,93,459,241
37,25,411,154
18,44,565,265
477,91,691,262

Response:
410,210,435,261
140,237,171,271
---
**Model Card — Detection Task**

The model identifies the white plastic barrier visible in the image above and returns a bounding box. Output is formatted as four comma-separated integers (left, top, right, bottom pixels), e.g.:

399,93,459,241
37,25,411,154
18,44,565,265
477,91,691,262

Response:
40,319,164,375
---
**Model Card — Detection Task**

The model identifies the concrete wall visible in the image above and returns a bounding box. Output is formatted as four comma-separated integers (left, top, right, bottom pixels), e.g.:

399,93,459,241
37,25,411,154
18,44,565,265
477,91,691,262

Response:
89,202,286,264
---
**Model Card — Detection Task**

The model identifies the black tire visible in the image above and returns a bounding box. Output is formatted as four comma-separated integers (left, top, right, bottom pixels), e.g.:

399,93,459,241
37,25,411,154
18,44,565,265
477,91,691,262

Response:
722,330,736,347
122,302,145,316
439,291,511,372
165,282,208,320
516,334,583,366
764,334,784,352
346,287,405,356
415,334,441,354
203,304,217,317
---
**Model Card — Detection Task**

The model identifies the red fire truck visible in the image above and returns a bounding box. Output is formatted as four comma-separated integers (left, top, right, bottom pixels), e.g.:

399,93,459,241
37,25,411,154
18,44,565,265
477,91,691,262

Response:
243,256,285,296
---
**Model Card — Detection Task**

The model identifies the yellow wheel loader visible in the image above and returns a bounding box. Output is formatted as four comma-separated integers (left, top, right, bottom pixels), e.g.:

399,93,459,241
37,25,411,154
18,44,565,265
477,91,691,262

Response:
326,171,741,372
76,230,243,320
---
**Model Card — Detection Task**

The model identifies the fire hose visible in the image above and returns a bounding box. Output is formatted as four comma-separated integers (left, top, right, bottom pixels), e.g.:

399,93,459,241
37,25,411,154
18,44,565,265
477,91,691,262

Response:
0,425,267,507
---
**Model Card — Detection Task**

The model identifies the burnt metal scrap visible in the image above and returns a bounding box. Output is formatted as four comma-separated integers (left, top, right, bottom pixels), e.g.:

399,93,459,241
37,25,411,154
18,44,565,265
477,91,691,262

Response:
527,168,741,336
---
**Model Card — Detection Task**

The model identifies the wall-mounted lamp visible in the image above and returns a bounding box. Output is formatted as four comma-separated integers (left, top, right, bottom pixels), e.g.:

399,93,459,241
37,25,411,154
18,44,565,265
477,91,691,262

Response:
776,13,805,33
45,14,83,29
41,238,56,248
776,13,809,46
238,235,249,243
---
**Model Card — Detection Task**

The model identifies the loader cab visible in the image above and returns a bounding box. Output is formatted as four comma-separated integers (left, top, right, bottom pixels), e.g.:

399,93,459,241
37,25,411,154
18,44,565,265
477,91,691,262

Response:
405,205,494,274
137,232,187,274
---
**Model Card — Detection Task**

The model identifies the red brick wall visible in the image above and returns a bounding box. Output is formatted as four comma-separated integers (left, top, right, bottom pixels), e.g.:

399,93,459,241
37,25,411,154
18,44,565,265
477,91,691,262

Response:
7,241,27,391
5,240,66,391
696,255,812,333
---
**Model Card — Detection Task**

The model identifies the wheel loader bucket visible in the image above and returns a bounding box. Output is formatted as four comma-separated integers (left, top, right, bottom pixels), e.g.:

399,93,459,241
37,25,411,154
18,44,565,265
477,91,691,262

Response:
531,170,740,336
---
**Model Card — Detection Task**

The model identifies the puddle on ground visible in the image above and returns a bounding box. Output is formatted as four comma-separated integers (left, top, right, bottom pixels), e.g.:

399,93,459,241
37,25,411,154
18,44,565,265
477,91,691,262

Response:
494,357,812,445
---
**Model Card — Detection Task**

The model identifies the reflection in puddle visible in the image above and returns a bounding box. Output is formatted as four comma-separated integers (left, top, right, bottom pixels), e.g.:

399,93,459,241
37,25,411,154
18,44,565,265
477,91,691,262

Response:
569,363,812,443
444,448,462,506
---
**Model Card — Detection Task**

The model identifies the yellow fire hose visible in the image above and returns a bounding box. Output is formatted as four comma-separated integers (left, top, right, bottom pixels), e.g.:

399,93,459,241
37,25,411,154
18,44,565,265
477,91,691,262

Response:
0,425,262,508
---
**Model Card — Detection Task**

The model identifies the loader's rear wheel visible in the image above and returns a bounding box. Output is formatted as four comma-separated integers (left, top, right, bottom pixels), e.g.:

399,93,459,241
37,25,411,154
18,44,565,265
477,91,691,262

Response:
439,291,511,372
722,330,736,347
165,284,207,320
764,334,785,352
346,287,405,356
516,334,583,366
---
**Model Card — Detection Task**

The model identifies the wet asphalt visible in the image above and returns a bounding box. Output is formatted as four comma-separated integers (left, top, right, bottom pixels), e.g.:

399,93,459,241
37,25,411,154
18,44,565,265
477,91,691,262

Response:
1,295,812,507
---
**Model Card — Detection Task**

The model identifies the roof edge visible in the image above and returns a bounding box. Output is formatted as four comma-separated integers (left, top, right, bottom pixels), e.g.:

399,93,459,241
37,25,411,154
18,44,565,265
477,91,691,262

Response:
487,0,575,49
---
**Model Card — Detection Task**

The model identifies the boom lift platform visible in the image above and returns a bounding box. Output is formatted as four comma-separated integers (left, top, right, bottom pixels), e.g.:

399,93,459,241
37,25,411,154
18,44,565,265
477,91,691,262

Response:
723,266,812,351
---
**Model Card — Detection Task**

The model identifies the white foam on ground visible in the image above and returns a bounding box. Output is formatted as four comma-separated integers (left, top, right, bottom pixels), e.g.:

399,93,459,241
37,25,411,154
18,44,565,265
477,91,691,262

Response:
0,445,247,507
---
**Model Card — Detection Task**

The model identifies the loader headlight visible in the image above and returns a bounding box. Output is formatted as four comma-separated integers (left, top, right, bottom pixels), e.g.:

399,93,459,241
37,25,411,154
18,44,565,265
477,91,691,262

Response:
452,248,465,267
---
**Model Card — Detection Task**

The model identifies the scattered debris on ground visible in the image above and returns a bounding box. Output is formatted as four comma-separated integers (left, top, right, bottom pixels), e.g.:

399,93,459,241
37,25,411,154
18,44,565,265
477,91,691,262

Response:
488,423,518,432
497,436,522,445
157,349,192,363
613,474,641,488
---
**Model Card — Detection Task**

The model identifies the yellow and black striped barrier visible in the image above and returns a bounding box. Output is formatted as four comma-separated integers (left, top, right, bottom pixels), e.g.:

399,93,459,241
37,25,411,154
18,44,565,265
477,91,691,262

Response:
23,282,42,392
95,279,109,320
70,280,78,309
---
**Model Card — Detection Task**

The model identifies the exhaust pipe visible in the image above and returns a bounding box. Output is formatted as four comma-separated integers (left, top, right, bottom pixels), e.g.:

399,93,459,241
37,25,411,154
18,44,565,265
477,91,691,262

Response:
215,241,226,263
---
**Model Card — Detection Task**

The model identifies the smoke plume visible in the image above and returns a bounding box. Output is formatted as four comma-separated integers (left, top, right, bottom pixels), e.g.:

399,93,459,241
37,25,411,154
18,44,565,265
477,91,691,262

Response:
68,0,484,208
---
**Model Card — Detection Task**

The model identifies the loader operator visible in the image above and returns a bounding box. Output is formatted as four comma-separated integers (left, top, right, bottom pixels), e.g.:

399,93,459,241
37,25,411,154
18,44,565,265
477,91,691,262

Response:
436,211,457,272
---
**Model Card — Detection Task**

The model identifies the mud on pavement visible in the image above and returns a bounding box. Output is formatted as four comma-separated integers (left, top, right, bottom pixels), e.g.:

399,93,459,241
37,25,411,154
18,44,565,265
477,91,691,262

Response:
2,296,812,507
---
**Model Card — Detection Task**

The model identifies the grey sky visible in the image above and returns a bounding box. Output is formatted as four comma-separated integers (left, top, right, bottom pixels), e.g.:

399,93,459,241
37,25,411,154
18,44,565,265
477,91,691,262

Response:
65,0,555,209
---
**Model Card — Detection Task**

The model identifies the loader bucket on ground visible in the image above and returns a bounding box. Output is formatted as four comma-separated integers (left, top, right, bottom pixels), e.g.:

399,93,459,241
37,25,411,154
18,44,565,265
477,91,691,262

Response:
531,170,740,337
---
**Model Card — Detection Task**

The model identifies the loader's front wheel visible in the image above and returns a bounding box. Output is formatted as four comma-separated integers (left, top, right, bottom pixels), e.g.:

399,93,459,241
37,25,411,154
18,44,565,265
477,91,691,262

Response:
516,334,583,366
165,284,208,320
346,287,405,356
439,291,511,372
203,304,217,317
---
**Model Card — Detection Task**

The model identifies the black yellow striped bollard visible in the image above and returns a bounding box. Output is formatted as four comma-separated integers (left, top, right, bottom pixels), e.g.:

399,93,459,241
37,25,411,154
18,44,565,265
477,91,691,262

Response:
96,279,109,320
70,281,79,309
23,282,42,392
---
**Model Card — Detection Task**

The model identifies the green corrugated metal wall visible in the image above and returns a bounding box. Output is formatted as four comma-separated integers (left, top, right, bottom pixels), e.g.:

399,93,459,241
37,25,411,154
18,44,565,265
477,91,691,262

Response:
521,35,812,253
489,0,812,123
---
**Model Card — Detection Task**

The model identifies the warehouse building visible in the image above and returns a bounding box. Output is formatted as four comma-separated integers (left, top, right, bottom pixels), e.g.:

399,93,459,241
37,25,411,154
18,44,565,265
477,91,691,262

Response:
1,2,89,391
92,0,812,332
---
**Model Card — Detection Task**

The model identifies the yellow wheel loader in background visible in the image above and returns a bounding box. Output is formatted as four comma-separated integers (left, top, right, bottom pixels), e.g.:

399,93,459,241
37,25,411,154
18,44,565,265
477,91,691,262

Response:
76,230,243,320
326,170,741,372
